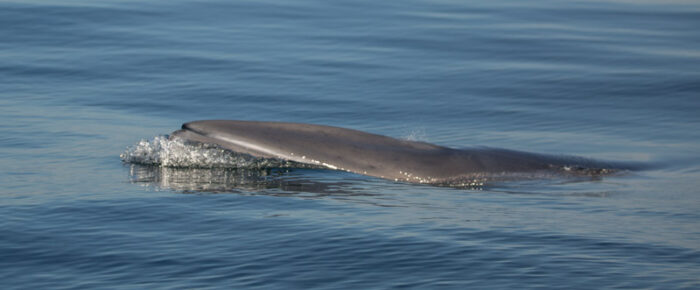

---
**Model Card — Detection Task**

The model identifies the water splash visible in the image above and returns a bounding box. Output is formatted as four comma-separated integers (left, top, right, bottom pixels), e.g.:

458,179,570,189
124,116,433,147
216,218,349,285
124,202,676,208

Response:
120,136,313,169
401,128,428,142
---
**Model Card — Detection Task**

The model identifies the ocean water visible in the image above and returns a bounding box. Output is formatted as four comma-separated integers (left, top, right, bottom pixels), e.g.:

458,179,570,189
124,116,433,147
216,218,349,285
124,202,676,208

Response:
2,0,700,288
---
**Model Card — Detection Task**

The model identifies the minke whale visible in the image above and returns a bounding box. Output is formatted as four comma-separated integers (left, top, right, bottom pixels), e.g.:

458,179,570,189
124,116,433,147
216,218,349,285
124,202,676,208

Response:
169,120,636,185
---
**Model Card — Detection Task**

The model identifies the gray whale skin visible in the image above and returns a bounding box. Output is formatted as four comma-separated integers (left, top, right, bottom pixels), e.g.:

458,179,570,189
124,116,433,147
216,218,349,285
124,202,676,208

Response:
170,120,629,184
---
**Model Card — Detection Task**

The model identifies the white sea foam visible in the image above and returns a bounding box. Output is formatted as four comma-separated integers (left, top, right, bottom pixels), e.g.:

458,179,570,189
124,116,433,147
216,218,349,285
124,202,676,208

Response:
120,136,308,169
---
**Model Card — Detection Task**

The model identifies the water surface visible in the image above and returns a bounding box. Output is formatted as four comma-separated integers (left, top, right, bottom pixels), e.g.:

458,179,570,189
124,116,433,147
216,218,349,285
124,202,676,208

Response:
1,0,699,288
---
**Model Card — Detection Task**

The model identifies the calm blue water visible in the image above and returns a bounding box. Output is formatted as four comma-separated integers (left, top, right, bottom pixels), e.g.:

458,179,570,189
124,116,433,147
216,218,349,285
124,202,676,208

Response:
2,0,700,288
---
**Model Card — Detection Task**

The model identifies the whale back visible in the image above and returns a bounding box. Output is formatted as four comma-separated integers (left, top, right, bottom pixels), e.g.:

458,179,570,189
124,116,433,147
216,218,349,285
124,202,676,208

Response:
170,120,622,184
